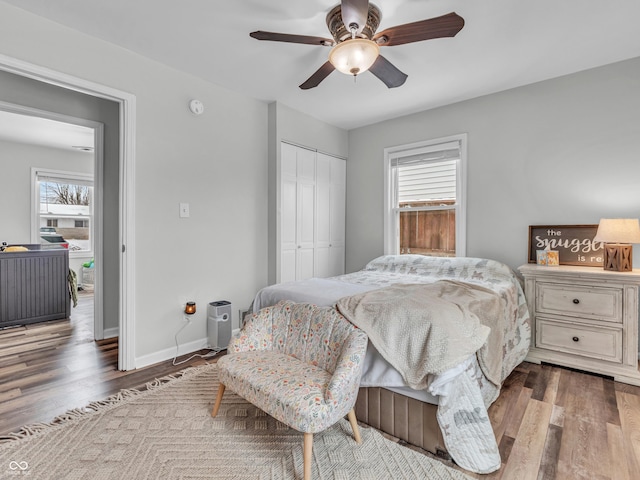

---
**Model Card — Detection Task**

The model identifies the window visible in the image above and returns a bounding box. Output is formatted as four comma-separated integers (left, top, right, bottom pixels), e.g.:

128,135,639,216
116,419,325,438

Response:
32,168,94,256
384,134,467,257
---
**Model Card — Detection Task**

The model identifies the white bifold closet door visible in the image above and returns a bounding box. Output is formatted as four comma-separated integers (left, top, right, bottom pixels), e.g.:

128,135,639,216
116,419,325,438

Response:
279,142,345,283
314,152,346,279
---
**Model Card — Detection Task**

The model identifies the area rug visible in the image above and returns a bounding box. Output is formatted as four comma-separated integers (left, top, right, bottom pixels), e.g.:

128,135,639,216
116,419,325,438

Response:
0,364,472,480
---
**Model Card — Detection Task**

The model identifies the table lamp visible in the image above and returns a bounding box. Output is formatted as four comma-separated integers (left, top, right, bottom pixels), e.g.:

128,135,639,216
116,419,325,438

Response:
593,218,640,272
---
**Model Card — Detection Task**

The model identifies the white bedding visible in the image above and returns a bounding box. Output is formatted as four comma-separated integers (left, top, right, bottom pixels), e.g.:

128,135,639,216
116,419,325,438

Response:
250,255,531,473
253,277,450,403
253,277,378,313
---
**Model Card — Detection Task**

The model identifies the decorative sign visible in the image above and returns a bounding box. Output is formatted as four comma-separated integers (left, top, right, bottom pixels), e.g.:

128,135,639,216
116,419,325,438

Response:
528,225,604,266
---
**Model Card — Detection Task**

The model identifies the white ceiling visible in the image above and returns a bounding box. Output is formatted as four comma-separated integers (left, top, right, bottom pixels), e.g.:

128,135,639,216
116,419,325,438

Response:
2,0,640,131
0,110,94,152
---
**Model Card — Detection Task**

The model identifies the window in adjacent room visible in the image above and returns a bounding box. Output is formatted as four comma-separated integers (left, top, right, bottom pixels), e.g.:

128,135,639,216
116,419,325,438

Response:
32,168,94,256
384,134,467,256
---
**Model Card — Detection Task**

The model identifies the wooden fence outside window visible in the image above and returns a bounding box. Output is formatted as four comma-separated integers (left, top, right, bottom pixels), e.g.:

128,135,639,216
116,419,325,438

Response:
399,201,455,257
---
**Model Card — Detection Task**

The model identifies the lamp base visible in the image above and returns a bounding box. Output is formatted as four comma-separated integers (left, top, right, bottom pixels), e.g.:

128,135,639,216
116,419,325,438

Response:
603,243,633,272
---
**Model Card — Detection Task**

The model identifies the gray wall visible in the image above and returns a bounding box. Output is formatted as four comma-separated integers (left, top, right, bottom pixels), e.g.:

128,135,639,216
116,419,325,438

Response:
0,138,94,277
0,2,268,366
0,68,121,331
4,0,638,366
266,102,348,284
0,138,93,240
346,57,640,273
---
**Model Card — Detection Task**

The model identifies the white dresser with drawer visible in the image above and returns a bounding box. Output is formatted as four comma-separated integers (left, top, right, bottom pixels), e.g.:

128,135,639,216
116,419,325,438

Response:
519,264,640,386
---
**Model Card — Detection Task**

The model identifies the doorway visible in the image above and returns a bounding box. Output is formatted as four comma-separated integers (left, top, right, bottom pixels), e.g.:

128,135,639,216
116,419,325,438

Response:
0,106,103,343
0,53,136,370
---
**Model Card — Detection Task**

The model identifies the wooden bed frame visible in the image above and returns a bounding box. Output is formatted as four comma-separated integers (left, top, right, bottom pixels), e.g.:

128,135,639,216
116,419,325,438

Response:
355,387,448,459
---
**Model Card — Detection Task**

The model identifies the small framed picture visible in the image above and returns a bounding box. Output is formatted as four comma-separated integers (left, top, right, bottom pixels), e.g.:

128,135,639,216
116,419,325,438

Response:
535,250,559,266
536,250,548,265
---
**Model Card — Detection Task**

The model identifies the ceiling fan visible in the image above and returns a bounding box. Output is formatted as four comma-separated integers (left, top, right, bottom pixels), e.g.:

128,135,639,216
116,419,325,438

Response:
250,0,464,90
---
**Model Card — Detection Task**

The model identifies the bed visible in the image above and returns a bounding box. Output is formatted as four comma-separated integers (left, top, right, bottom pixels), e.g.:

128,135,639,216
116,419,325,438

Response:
251,255,531,473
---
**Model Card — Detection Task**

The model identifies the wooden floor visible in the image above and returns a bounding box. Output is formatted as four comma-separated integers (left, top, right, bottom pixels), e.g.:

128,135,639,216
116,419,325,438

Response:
0,292,212,435
444,360,640,480
1,299,639,479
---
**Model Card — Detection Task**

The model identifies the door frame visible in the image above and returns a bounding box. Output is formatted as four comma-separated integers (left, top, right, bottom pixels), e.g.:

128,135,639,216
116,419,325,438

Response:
0,53,137,370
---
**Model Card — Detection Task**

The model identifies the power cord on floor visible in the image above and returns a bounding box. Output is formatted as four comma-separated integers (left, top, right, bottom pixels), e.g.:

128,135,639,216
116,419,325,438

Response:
172,316,224,366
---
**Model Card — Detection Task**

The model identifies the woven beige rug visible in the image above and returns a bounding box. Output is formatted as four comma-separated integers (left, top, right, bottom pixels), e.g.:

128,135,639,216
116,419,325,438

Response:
0,364,472,480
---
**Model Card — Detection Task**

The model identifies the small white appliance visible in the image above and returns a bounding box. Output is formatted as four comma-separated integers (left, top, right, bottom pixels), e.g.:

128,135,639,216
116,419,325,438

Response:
207,301,232,350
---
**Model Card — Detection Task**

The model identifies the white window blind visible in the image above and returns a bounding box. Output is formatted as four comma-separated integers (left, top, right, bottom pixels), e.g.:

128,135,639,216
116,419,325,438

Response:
390,142,461,207
36,172,94,187
396,159,457,203
384,134,467,257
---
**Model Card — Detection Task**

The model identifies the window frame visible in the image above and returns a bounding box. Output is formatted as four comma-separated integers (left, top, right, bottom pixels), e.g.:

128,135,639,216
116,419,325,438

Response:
383,134,467,256
31,167,95,258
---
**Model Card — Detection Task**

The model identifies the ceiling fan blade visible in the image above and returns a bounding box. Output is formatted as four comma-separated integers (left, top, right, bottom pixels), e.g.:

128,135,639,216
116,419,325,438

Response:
341,0,369,34
250,31,333,46
368,55,408,88
373,12,465,46
299,61,336,90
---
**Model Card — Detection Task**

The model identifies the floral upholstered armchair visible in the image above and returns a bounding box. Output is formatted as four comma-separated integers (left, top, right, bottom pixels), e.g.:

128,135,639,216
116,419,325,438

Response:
212,300,368,480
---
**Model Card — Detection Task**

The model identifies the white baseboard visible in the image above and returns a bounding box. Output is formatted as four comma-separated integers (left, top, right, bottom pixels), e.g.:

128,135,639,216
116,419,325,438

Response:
135,337,209,369
103,327,119,339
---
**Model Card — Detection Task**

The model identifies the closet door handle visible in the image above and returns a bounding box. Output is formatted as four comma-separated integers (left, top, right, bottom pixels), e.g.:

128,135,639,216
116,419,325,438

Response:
572,336,579,342
572,298,580,304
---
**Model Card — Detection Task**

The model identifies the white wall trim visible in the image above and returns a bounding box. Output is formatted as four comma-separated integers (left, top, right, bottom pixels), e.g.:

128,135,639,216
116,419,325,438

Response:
0,53,137,371
135,337,209,370
103,327,119,339
118,94,137,370
383,133,468,256
93,123,105,341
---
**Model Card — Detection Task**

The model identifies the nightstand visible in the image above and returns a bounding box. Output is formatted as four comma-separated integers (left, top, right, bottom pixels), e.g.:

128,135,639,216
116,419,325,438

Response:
518,264,640,386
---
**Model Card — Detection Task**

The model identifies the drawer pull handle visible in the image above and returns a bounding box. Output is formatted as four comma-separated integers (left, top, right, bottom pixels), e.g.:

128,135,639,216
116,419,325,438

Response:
572,336,579,342
572,299,580,304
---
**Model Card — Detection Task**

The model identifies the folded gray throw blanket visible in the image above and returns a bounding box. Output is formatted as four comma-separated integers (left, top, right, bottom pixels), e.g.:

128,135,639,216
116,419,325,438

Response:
336,280,504,390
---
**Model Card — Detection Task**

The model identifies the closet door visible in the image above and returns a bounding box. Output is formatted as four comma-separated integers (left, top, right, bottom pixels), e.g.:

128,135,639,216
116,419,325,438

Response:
315,154,332,278
316,153,346,278
296,149,315,281
328,155,346,276
280,143,297,283
279,143,315,283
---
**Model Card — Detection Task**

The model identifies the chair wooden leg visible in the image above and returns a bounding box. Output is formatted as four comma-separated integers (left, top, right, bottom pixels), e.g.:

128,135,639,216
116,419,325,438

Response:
347,408,362,444
211,383,226,417
303,432,313,480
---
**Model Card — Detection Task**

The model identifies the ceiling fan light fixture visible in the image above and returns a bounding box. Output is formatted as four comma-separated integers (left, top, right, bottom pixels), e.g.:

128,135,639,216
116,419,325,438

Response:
328,38,379,76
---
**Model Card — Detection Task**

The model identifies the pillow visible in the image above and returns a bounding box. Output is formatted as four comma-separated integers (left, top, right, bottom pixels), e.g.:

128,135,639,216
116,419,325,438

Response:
4,246,29,252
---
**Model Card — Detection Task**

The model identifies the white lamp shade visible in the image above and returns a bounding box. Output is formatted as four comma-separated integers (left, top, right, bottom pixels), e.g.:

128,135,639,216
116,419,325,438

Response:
328,38,380,76
593,218,640,244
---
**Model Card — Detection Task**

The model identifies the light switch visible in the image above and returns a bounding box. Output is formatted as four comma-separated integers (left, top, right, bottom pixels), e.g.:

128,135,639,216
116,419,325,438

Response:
179,203,190,218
